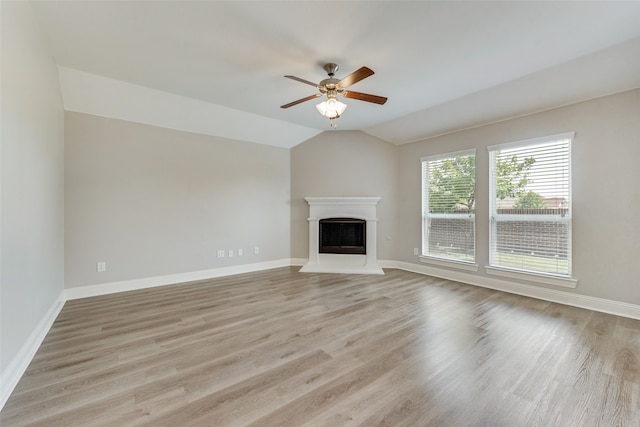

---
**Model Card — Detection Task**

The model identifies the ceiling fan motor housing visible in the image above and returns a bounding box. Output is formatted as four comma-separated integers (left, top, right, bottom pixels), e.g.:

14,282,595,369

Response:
319,78,341,93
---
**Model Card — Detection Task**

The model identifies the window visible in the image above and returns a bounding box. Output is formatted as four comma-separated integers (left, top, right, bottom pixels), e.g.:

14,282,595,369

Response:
421,150,476,263
488,132,573,276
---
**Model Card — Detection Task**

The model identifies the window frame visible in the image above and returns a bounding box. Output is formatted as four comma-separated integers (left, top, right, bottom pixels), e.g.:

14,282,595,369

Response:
486,132,575,285
421,149,477,268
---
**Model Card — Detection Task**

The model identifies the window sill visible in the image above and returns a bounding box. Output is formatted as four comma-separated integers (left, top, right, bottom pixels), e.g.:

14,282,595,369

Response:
484,265,578,289
419,256,479,272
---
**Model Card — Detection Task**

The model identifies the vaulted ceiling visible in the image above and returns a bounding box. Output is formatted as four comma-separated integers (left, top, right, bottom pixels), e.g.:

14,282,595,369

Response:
32,1,640,147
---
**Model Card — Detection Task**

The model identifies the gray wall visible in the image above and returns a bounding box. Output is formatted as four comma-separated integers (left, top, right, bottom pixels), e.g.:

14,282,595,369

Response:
1,2,65,373
397,89,640,304
64,112,291,288
290,131,398,260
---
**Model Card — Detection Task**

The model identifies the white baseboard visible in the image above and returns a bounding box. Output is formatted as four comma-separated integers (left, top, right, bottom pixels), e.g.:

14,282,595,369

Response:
378,259,399,269
0,291,65,410
65,259,294,300
390,260,640,320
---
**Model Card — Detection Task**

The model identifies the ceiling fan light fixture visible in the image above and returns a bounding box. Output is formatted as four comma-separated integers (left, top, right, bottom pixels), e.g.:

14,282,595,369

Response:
316,97,347,119
282,63,385,127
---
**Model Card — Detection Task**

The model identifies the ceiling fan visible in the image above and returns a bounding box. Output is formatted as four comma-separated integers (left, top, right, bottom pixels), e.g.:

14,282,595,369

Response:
280,63,387,127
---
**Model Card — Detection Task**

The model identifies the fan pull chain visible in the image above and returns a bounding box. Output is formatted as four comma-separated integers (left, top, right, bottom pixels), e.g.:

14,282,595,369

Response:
329,118,337,129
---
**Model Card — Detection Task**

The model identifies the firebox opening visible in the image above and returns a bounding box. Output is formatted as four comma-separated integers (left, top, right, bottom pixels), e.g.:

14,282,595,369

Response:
319,218,366,255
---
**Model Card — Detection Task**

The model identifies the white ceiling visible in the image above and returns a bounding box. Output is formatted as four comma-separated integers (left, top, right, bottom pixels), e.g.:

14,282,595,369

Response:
32,1,640,147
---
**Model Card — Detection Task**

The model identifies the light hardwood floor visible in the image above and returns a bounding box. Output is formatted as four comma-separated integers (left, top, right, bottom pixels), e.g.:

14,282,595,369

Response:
2,267,639,426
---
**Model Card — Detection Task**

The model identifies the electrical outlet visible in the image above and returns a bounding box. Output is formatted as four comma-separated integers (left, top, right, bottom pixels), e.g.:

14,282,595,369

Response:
238,248,243,256
229,249,234,257
413,248,419,256
217,250,225,258
254,246,259,255
97,261,106,272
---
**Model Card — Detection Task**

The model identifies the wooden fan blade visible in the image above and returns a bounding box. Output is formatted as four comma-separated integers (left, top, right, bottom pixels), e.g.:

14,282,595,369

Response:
337,66,374,88
280,94,322,109
284,75,319,88
343,91,388,105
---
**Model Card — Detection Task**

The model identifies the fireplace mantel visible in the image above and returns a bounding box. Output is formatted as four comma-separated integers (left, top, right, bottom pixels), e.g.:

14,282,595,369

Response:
300,197,384,275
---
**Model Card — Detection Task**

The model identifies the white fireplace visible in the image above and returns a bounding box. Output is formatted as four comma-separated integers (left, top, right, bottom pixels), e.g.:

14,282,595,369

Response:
300,197,384,275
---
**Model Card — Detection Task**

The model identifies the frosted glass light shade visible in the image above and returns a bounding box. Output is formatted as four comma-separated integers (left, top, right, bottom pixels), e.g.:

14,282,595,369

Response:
316,98,347,118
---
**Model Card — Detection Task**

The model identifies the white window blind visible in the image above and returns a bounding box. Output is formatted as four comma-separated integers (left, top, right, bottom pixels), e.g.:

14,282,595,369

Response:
421,150,476,263
489,133,573,276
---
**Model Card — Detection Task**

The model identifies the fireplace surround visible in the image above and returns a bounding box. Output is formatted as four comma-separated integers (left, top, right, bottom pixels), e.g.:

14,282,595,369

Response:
300,197,384,275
